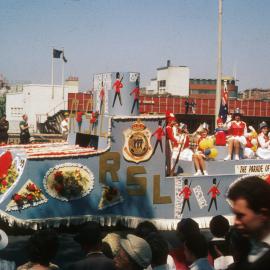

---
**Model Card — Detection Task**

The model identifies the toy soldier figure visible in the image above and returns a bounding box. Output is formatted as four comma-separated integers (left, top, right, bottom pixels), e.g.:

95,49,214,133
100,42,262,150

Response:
130,78,140,113
179,178,192,213
99,80,105,112
208,178,221,211
152,120,165,154
112,72,123,107
0,114,9,145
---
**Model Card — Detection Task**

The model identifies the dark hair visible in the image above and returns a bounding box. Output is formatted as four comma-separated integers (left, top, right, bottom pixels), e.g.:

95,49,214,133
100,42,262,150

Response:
146,232,169,266
227,176,270,214
134,221,158,238
74,221,102,246
101,242,114,259
176,218,200,241
184,179,188,185
185,233,208,259
27,229,58,266
210,215,230,238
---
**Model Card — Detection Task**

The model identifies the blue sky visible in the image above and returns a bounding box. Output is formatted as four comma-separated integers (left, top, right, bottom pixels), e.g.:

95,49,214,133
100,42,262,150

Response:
1,0,270,91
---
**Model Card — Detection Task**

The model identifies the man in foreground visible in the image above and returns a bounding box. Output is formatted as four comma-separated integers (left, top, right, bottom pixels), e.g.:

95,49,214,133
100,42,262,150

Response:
227,176,270,270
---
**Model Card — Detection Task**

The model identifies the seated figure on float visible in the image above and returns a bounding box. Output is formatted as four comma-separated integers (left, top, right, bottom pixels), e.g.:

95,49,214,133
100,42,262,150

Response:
243,125,258,159
256,121,270,159
215,117,227,146
224,108,248,161
193,123,213,176
170,123,193,175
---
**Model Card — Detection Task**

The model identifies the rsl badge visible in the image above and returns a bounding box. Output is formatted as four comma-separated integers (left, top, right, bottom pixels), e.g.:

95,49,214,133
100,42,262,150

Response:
123,119,153,163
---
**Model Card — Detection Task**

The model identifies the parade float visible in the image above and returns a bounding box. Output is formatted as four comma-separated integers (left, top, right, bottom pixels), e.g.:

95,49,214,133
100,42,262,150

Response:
0,71,269,230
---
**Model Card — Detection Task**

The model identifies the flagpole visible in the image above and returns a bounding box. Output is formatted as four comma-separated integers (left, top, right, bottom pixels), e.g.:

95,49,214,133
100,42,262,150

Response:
62,48,65,100
215,0,223,127
51,47,54,99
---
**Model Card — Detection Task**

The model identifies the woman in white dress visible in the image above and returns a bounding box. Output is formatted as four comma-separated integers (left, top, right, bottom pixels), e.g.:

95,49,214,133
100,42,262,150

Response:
256,121,270,159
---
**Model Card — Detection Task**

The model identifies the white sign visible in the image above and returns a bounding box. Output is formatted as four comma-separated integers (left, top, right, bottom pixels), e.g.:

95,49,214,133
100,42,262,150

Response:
235,163,270,174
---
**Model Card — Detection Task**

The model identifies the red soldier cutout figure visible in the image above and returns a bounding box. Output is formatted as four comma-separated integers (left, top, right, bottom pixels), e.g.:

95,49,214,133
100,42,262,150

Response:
179,178,192,214
90,111,98,130
76,111,83,132
152,120,165,154
112,72,123,107
99,80,105,112
130,78,140,113
208,178,221,212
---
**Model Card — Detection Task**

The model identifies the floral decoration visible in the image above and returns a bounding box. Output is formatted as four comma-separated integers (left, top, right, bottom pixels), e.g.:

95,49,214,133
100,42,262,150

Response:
6,180,47,212
43,163,94,201
0,165,18,194
98,185,123,210
52,169,85,199
12,183,43,206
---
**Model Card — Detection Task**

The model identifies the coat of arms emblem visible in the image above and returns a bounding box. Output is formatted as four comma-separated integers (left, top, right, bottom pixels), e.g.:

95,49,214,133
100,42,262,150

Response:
123,119,153,163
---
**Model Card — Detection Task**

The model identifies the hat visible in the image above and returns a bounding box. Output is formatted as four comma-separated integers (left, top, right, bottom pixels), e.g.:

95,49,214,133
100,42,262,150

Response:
179,122,187,131
217,117,223,125
102,233,121,257
200,122,209,131
0,229,8,250
165,111,176,122
233,108,242,116
74,221,101,245
120,234,152,268
259,121,268,130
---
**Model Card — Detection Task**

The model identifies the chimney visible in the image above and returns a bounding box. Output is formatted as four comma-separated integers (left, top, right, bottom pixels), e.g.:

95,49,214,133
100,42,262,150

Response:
167,60,171,67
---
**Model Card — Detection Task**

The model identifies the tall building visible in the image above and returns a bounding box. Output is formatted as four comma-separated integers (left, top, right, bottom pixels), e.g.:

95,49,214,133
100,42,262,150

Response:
146,60,190,96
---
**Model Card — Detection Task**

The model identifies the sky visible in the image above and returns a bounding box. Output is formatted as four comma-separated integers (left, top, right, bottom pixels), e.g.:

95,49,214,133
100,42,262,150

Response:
1,0,270,92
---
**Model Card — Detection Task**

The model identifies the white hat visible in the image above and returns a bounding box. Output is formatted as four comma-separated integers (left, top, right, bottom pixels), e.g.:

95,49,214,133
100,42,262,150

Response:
102,233,121,257
0,229,8,250
120,234,152,268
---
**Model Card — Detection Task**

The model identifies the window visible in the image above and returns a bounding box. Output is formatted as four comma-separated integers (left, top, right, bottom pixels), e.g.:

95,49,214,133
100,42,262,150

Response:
159,80,166,87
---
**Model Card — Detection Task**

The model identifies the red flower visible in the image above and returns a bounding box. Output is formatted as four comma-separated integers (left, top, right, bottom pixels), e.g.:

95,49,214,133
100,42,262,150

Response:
26,194,33,201
27,183,37,192
1,179,7,186
54,171,64,183
13,193,23,202
55,184,64,193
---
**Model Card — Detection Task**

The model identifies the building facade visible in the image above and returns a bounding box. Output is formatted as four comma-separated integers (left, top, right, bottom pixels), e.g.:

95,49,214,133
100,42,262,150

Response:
6,77,79,133
146,60,190,96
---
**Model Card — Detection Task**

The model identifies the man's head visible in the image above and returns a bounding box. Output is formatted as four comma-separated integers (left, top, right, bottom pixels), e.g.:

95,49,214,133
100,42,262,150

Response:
176,218,200,242
114,234,152,270
227,176,270,239
146,232,169,268
184,233,208,264
210,215,230,238
22,114,28,121
74,221,102,252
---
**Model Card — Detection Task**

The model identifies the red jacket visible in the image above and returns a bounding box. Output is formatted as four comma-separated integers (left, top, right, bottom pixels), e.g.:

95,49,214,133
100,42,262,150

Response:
179,186,191,199
208,185,220,198
166,125,178,146
152,126,165,141
228,121,246,136
76,112,83,123
113,79,123,93
130,87,140,100
215,129,227,146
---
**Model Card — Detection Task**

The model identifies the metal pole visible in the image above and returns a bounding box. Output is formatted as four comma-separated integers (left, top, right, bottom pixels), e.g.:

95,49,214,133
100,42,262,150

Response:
51,47,54,99
215,0,223,127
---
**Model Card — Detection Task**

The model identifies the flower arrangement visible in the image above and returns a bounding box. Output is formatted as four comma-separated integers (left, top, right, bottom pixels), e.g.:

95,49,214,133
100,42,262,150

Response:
12,182,42,207
52,169,86,199
0,165,18,194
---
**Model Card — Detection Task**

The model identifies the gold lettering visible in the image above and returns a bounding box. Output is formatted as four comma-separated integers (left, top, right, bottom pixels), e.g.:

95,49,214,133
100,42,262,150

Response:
153,175,172,204
99,152,120,184
126,166,146,196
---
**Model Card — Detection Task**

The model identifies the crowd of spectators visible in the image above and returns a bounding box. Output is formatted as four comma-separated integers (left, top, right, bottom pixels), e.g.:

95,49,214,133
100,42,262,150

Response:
0,176,269,270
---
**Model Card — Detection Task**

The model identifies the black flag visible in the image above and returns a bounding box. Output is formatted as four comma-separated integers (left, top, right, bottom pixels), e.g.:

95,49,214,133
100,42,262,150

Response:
53,49,63,59
62,54,67,63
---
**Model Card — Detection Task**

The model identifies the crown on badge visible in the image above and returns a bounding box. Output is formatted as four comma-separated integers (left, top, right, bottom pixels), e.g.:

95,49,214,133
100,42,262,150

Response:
131,119,145,131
